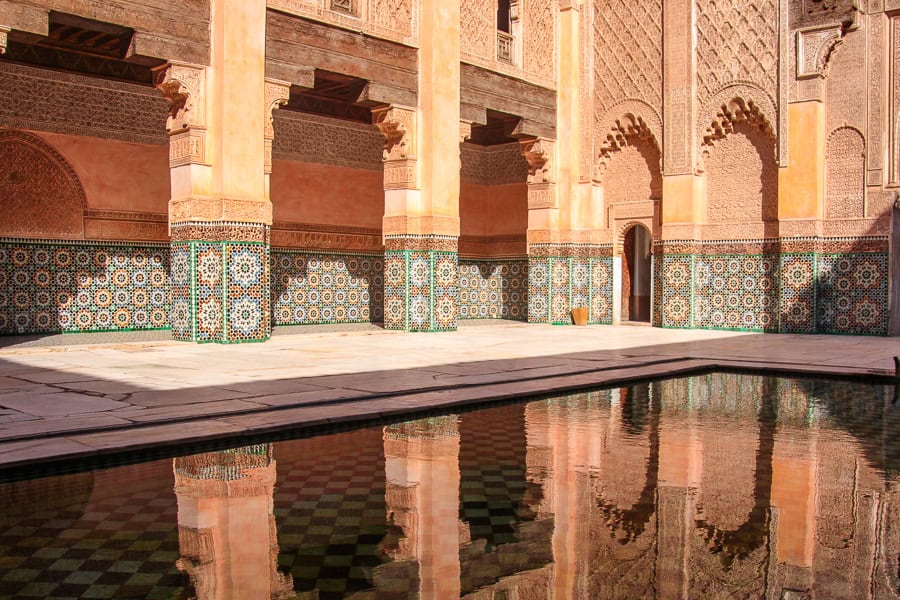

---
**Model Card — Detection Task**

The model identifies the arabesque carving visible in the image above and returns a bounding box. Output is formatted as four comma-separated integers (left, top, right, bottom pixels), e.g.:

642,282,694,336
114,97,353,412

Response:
373,106,416,161
594,114,661,185
519,138,555,184
264,79,290,175
697,85,777,170
157,62,208,168
797,25,845,79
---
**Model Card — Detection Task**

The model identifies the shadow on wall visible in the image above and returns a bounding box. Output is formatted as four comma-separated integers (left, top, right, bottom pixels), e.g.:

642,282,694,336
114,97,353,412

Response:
458,259,529,321
270,250,385,326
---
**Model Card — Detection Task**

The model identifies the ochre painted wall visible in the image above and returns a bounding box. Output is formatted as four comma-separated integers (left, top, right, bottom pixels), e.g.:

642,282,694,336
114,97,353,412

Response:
33,130,170,215
270,159,384,230
460,183,528,238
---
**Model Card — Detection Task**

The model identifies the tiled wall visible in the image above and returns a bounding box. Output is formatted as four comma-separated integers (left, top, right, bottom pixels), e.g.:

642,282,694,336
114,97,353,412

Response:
528,255,614,325
170,241,271,343
457,259,528,320
0,239,169,335
654,248,889,336
384,249,458,332
271,250,384,325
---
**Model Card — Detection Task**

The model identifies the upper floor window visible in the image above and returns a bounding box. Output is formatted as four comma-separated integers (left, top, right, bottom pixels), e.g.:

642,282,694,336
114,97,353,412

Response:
497,0,511,33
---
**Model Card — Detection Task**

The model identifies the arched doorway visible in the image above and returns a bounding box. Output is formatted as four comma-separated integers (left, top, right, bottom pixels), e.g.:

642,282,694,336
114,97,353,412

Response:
621,224,651,323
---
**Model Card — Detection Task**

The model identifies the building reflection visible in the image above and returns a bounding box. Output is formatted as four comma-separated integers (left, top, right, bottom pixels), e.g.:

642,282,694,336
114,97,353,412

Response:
173,444,294,599
166,375,900,599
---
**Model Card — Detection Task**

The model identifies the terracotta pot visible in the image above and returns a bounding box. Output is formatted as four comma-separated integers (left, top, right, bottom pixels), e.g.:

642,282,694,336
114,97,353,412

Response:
571,307,589,326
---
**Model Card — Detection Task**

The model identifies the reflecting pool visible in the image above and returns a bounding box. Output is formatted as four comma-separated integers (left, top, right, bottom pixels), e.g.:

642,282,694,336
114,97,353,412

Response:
1,373,899,599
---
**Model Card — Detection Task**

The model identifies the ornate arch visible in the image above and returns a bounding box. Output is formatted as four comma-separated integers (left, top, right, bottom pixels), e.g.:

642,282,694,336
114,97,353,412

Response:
0,128,87,238
595,99,662,181
615,220,653,256
697,83,777,173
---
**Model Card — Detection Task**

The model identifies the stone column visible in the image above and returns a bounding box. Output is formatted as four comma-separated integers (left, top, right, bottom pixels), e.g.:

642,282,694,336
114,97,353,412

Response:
159,0,270,343
377,0,461,332
384,416,462,598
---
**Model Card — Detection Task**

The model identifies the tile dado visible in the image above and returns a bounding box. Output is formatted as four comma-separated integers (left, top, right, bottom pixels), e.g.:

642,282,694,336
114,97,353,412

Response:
457,259,528,321
528,254,614,325
384,235,459,332
170,240,271,343
271,250,384,326
0,239,169,335
654,240,889,336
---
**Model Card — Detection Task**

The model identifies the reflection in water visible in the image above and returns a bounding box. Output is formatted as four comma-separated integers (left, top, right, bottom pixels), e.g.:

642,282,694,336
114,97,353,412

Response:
0,374,899,599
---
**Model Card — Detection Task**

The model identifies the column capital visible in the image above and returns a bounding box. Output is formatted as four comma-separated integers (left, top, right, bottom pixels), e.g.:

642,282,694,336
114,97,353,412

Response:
373,105,417,161
263,78,290,176
519,138,556,184
157,62,209,168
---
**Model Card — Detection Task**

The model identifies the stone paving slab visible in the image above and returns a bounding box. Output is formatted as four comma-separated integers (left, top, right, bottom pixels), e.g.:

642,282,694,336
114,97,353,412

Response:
0,323,897,470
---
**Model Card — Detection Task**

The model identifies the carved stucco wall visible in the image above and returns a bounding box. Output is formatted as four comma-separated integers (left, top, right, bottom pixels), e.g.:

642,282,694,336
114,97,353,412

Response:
825,127,865,220
0,62,168,145
696,0,780,161
460,143,529,186
266,0,417,47
592,0,662,138
271,111,383,170
460,0,556,89
706,123,778,226
602,138,661,231
0,129,86,239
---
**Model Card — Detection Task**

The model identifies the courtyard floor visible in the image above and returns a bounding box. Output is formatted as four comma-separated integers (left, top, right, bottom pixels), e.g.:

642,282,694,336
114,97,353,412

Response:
0,321,898,470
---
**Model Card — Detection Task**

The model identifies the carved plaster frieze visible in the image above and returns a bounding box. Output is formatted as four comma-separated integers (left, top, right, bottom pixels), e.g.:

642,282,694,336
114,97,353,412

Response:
594,111,661,184
697,84,777,172
519,138,555,184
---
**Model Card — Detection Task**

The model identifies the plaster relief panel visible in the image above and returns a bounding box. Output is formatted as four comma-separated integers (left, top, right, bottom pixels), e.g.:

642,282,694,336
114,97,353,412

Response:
705,123,778,227
0,130,85,239
825,127,866,220
524,0,555,83
592,0,662,132
460,0,494,62
825,25,866,134
696,0,778,103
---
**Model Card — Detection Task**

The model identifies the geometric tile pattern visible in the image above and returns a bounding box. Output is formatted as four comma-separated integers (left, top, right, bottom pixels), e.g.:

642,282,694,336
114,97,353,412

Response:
655,254,693,328
816,253,888,336
0,240,169,336
694,255,779,331
271,250,384,326
384,248,458,332
655,249,889,335
527,257,550,324
457,259,528,321
529,255,614,325
590,257,614,324
170,241,270,343
780,253,816,333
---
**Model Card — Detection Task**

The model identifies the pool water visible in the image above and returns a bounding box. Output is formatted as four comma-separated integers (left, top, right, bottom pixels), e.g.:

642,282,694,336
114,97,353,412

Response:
1,373,898,599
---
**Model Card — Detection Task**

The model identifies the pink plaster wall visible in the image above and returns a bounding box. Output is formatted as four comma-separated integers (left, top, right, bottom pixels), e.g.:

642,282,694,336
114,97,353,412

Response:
33,131,170,214
271,159,383,230
460,182,528,237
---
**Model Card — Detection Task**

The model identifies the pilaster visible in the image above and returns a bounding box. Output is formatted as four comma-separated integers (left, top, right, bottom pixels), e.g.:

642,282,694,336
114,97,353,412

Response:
378,0,462,332
159,0,271,343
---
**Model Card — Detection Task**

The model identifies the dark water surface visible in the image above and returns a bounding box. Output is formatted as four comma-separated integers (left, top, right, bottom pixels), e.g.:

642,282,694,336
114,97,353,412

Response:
1,373,898,599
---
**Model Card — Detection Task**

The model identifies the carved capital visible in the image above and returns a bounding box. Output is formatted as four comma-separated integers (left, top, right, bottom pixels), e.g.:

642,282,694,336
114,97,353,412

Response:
264,78,291,140
373,106,417,161
0,26,9,55
519,138,555,184
797,25,844,79
156,62,207,133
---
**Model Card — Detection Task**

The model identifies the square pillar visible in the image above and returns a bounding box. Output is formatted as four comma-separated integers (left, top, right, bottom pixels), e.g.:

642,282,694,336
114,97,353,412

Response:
384,235,458,332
